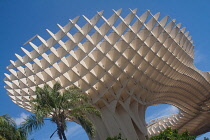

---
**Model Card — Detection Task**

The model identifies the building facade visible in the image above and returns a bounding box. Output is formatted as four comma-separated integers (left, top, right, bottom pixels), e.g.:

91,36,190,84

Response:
4,9,210,139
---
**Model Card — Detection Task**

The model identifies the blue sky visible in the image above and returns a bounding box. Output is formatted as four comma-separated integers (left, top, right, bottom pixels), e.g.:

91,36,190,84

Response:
1,0,210,139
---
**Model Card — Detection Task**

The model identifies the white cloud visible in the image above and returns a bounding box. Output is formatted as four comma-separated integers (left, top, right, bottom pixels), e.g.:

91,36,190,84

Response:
146,105,179,123
13,112,29,126
194,49,205,65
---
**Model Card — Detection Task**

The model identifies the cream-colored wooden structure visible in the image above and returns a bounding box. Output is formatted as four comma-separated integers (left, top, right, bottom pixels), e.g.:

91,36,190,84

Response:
4,9,210,139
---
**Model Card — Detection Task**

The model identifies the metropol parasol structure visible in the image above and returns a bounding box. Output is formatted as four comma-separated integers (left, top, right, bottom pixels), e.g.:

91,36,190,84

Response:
4,9,210,139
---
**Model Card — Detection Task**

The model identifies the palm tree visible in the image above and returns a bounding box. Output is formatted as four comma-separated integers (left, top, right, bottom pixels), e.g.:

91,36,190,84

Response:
0,114,27,140
20,82,101,140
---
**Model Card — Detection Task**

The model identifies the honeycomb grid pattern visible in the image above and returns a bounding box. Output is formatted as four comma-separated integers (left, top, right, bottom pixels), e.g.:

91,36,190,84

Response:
4,9,210,139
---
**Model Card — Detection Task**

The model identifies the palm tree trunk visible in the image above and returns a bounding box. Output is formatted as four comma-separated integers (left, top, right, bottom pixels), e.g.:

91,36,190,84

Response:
56,120,66,140
61,129,67,140
57,129,62,140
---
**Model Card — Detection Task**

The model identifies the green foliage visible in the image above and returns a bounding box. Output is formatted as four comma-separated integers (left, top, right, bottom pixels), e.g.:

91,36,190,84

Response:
20,82,101,140
149,127,196,140
0,114,27,140
106,133,127,140
0,136,6,140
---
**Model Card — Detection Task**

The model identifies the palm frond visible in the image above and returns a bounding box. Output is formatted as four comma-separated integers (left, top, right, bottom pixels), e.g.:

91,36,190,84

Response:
0,115,27,140
77,115,95,137
20,115,44,135
67,100,101,119
53,82,62,92
0,114,16,127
